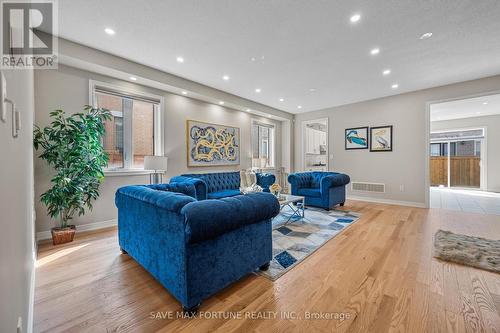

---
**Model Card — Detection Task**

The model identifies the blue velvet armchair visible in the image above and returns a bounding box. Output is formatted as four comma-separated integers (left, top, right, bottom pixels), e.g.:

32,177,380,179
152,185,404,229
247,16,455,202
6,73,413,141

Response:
288,172,350,210
170,171,275,200
115,183,279,312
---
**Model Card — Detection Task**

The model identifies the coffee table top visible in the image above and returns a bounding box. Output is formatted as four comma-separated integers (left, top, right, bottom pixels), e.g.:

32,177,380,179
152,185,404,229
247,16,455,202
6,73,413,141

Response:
277,194,304,205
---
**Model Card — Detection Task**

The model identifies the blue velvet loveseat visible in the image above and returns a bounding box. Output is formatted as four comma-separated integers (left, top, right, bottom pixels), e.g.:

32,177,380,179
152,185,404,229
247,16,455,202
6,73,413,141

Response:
115,182,279,312
170,171,275,200
288,172,350,210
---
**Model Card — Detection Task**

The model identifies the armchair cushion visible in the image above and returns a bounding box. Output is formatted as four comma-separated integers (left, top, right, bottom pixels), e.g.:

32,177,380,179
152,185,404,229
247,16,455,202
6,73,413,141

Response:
297,188,321,198
181,192,280,244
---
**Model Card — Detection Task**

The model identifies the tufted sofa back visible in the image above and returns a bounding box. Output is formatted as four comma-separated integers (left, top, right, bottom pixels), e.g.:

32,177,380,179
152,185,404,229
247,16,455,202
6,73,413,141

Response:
180,172,240,193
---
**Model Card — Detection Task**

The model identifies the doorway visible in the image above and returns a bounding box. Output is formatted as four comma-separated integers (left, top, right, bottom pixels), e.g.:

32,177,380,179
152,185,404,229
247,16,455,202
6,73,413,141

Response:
302,118,328,171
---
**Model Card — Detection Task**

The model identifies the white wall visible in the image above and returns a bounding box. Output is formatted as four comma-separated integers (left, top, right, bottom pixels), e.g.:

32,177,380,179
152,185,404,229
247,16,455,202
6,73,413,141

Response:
294,75,500,207
431,114,500,192
0,70,35,332
34,65,285,233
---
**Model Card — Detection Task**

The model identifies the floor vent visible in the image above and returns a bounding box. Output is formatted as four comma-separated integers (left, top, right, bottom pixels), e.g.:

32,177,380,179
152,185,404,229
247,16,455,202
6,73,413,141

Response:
351,182,385,193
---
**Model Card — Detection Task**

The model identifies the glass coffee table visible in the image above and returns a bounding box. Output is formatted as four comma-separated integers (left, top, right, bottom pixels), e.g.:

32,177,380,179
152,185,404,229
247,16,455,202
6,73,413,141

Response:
277,194,305,224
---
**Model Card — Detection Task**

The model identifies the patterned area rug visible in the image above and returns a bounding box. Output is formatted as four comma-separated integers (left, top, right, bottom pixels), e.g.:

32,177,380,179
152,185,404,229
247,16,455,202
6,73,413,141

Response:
257,206,361,280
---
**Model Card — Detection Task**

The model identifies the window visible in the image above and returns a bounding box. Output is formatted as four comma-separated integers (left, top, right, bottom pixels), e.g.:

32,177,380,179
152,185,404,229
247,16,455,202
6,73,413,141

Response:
91,82,162,170
252,121,275,168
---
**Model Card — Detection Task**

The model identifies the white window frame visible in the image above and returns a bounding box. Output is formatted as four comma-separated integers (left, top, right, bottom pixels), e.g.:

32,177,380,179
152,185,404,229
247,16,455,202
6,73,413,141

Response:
89,80,164,174
251,119,276,169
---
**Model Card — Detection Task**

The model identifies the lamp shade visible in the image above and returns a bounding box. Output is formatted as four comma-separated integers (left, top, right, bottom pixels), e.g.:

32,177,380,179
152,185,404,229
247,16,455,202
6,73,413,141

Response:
144,155,168,171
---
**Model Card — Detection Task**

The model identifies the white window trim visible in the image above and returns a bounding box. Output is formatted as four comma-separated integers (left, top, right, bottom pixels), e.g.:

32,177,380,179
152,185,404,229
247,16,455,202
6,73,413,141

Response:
89,80,164,174
251,119,276,169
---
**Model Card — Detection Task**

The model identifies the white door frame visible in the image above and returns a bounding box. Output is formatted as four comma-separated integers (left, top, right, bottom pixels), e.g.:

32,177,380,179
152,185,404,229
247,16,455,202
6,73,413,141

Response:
301,118,329,171
425,90,500,208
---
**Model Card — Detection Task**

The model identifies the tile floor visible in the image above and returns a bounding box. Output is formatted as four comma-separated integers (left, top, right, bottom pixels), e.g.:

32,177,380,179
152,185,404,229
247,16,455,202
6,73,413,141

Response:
430,187,500,215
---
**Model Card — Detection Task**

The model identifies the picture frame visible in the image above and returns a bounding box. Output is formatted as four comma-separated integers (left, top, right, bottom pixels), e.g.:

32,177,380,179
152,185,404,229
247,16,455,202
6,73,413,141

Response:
186,120,240,166
370,125,393,152
345,126,369,150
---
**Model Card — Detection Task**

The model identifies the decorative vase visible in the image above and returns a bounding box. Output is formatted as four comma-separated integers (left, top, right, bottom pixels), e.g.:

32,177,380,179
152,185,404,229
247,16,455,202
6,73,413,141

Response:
51,225,76,245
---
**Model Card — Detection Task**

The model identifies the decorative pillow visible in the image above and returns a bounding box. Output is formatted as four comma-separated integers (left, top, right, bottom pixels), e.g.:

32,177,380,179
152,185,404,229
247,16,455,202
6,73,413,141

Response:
240,170,257,188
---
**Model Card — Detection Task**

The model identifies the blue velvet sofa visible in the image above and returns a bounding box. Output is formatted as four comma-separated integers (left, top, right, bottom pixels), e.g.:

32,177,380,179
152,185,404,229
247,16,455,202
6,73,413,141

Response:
288,172,350,210
170,171,275,200
115,182,279,312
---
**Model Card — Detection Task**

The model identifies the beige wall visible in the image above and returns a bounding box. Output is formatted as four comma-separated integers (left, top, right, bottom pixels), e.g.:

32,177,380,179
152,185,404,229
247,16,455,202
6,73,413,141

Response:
0,70,35,332
431,114,500,192
295,75,500,206
34,65,284,233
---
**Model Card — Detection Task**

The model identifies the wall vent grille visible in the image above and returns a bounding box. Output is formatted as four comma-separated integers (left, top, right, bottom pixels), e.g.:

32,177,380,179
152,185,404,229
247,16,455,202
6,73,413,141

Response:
351,182,385,193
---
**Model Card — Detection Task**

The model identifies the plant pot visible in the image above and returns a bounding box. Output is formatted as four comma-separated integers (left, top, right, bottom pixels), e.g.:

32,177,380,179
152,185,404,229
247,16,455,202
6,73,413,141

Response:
51,225,76,245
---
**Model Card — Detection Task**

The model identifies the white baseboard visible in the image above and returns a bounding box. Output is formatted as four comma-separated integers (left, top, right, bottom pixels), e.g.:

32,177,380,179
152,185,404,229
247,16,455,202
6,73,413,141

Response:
36,219,117,242
347,195,427,208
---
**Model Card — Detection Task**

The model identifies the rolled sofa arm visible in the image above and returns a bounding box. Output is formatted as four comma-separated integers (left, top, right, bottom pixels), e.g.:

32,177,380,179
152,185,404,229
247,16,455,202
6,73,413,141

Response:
181,192,280,244
320,173,351,192
115,185,196,213
170,176,208,200
256,173,276,192
288,173,311,191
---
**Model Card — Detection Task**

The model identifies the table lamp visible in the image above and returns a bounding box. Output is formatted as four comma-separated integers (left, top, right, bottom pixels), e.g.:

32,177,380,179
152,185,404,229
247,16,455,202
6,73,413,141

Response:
144,155,168,184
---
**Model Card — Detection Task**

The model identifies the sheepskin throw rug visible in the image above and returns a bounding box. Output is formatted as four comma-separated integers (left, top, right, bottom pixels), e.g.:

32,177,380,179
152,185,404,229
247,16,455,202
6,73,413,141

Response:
434,229,500,273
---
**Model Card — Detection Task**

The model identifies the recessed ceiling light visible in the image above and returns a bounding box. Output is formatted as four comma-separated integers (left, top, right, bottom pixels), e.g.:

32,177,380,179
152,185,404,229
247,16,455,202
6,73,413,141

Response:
476,111,481,114
222,75,230,81
370,48,380,55
129,76,137,81
391,83,399,89
176,56,184,63
181,91,187,95
104,28,115,35
383,69,391,75
309,88,316,92
250,57,256,62
267,115,272,118
219,101,224,105
297,105,302,109
279,98,284,102
255,88,261,93
350,14,361,23
419,32,433,40
483,102,488,105
246,108,251,112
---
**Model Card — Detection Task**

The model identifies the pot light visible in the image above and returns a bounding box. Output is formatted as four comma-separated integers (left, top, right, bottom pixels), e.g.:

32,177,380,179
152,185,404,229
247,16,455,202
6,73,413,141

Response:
297,105,303,109
219,101,224,105
279,98,284,102
176,56,184,63
267,115,272,118
309,88,316,92
104,28,115,35
350,14,361,23
483,102,488,105
246,108,251,112
476,111,481,114
419,32,433,40
391,83,399,89
129,76,137,81
181,91,187,95
255,88,261,93
370,48,380,55
222,75,230,81
383,69,391,75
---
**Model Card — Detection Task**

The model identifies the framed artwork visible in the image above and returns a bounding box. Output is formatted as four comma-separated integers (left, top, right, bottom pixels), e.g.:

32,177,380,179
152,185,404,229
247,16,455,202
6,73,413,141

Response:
370,125,393,152
186,120,240,166
345,127,369,150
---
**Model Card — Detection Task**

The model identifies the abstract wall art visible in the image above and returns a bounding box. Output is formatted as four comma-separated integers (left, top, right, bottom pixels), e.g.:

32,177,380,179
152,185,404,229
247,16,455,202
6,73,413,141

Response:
370,125,393,152
345,127,369,150
187,120,240,166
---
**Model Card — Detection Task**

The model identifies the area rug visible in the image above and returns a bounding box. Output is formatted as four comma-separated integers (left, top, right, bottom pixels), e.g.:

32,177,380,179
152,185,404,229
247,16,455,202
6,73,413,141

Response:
434,229,500,273
257,206,361,280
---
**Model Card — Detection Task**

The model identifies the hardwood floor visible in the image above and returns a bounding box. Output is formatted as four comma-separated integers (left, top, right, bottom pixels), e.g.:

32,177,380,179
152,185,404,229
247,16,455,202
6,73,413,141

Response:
34,201,500,332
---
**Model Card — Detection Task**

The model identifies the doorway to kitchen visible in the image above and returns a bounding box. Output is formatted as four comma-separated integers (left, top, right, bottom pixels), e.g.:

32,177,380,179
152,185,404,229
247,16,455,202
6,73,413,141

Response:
302,118,328,171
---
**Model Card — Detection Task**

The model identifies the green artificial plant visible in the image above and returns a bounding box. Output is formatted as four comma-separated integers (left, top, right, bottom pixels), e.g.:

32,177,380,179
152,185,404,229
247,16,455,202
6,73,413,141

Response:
34,105,111,229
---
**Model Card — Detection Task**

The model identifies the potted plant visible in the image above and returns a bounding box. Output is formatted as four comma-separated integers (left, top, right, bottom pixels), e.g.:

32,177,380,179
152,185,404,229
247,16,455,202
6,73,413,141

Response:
34,106,111,245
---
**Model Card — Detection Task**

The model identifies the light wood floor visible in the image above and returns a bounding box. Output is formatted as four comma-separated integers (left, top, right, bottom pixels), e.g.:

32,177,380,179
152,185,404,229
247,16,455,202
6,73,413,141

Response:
34,200,500,333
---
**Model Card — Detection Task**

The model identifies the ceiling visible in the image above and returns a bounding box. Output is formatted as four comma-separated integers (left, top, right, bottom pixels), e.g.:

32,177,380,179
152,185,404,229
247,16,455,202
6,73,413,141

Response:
431,93,500,121
56,0,500,114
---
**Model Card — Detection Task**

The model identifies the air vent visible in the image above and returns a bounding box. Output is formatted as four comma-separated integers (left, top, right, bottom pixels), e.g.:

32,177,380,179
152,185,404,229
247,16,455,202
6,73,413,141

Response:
351,182,385,193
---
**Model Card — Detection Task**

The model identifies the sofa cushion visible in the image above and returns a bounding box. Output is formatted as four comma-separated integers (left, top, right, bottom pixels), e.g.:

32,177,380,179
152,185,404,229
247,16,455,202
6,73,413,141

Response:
207,189,241,199
297,188,321,198
182,192,279,244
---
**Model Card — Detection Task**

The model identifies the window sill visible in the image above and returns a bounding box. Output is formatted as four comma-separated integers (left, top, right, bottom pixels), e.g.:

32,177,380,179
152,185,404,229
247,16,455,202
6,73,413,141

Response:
104,169,164,177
